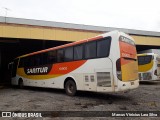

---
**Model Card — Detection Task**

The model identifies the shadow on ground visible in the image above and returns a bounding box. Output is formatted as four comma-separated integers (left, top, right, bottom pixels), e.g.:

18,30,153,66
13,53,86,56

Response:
140,81,160,85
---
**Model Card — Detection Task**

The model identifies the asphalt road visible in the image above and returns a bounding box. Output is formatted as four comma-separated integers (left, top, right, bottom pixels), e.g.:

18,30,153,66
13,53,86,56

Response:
0,81,160,120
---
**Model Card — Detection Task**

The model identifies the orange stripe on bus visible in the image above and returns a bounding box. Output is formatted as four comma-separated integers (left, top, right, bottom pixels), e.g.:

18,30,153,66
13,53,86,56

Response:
119,41,136,58
49,60,87,74
119,41,137,66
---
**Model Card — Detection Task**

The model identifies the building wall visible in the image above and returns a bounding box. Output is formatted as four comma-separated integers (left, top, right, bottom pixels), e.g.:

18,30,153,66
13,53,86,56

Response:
0,23,160,46
0,23,101,41
131,35,160,46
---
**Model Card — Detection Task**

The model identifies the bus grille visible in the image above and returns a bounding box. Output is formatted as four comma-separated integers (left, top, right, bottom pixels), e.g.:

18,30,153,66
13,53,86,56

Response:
97,72,111,87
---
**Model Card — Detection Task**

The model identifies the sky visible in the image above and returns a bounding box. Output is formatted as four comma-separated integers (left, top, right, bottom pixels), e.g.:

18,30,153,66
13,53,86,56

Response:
0,0,160,32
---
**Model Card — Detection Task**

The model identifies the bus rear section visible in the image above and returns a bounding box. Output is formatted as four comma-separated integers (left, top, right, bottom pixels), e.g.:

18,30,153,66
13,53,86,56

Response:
115,35,139,91
138,53,160,81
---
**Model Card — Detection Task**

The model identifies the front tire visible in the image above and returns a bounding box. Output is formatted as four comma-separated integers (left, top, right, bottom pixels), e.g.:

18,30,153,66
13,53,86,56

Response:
65,80,77,96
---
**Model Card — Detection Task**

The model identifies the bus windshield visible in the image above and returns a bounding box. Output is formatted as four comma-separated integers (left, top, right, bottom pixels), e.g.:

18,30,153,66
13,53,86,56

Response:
138,55,152,65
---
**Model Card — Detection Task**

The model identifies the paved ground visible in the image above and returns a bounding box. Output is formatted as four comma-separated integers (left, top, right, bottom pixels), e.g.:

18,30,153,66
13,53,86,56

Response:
0,81,160,120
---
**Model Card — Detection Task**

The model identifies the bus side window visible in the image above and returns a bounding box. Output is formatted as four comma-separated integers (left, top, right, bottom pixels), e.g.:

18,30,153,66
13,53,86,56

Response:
23,57,29,67
39,54,44,65
42,53,48,65
74,45,83,60
47,50,57,64
25,56,34,67
85,41,96,59
97,37,111,58
64,47,73,62
34,54,42,66
18,58,24,68
57,49,64,62
30,56,35,67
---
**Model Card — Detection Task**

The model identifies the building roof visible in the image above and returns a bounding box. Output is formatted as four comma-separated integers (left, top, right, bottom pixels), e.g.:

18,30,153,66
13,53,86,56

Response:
0,16,160,37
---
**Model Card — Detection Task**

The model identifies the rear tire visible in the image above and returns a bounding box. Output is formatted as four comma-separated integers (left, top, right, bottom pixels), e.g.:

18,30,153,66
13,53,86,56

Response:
65,80,77,96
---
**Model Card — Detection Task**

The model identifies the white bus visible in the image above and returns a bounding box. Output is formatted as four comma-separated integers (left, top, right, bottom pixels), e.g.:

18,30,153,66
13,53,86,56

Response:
10,31,139,96
138,53,160,81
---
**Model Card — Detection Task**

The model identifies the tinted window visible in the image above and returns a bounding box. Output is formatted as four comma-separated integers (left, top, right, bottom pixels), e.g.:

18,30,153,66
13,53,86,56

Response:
27,56,34,67
57,49,64,62
18,58,24,68
42,52,48,65
97,37,111,58
47,50,57,64
19,57,30,67
64,47,73,62
34,54,43,66
24,55,41,67
85,41,96,59
138,55,153,65
74,45,83,60
23,57,30,67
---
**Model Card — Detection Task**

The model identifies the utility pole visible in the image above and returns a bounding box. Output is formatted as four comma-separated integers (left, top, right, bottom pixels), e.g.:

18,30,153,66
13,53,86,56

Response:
3,7,10,23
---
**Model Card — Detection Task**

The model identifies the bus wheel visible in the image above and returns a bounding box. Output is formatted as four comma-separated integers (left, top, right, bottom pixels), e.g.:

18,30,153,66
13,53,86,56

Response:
65,80,77,96
18,79,24,89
